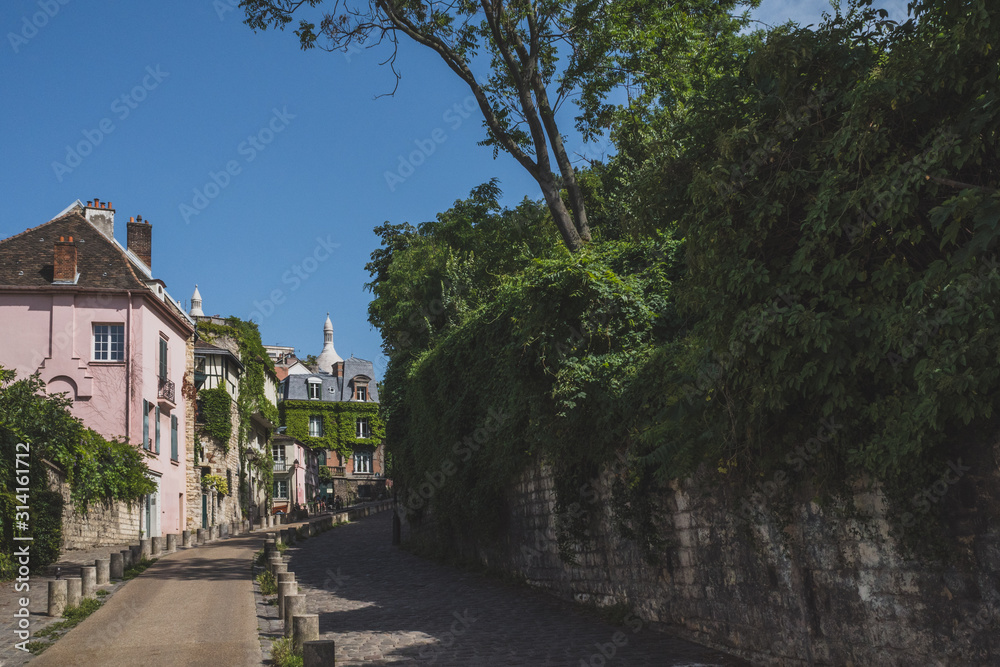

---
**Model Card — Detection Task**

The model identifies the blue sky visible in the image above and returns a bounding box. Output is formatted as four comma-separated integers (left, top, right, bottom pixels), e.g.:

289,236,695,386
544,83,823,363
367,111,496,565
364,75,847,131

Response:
0,0,910,379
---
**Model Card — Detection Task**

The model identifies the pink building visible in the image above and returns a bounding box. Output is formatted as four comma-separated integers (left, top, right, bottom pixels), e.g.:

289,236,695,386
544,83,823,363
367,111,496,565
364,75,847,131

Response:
271,433,318,515
0,199,195,538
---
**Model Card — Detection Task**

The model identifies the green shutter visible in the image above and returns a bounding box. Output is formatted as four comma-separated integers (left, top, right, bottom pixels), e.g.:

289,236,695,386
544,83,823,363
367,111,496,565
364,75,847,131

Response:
171,415,178,461
142,400,149,450
159,338,168,380
155,406,161,453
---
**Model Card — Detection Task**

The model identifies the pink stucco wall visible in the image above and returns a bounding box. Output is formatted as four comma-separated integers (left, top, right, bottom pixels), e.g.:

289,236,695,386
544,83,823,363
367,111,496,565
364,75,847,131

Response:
0,288,191,537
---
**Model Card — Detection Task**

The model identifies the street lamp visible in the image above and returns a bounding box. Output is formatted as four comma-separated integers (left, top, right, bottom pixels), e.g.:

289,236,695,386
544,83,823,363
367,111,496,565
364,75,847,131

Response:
293,458,301,515
245,449,259,526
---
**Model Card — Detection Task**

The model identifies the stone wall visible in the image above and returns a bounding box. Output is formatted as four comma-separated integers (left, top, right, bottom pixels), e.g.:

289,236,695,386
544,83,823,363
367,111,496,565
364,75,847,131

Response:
405,440,1000,665
46,463,139,551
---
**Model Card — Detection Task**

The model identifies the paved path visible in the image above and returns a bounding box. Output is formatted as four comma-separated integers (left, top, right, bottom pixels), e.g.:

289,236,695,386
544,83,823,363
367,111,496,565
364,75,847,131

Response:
285,512,749,666
29,532,267,667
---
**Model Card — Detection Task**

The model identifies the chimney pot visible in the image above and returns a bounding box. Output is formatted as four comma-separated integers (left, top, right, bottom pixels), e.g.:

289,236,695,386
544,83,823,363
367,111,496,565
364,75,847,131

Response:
107,201,112,209
86,201,92,207
94,198,100,207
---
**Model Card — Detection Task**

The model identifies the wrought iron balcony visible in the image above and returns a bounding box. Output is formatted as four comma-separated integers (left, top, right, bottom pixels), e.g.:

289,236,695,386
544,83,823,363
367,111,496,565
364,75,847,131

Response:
273,460,288,472
158,377,176,406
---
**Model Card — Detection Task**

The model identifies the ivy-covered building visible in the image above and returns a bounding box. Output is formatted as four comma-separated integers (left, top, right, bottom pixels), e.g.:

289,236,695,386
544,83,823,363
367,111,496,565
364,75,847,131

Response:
275,315,387,504
187,289,278,529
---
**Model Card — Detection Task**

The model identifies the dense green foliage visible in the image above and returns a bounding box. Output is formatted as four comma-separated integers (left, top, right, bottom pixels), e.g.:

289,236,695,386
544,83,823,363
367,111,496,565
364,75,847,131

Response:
199,386,233,447
197,317,279,514
0,367,155,572
370,0,1000,552
281,400,384,459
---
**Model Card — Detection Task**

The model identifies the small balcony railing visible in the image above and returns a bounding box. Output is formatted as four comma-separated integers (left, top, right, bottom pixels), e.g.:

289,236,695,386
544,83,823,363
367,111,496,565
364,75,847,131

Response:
273,460,287,472
324,465,346,477
158,377,176,406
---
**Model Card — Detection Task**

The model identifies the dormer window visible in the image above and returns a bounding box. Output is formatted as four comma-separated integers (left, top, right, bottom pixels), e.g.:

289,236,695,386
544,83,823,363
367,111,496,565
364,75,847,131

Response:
352,378,369,401
308,378,322,400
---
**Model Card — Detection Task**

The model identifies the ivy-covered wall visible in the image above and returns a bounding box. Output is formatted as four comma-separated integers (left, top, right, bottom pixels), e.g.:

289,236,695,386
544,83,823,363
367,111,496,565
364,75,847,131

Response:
280,400,384,457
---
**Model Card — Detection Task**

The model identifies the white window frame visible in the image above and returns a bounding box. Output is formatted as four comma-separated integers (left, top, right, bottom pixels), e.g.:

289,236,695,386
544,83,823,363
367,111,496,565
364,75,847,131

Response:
355,383,368,401
309,416,323,438
93,324,125,361
273,480,288,499
354,450,372,474
308,380,322,400
356,417,370,438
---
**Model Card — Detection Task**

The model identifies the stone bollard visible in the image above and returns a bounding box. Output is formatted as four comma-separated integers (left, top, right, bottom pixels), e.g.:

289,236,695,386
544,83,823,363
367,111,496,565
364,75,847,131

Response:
284,528,296,546
95,558,110,585
47,579,68,617
264,538,276,559
208,526,216,541
283,594,306,638
274,561,288,576
130,545,141,563
121,549,133,570
139,539,151,561
166,533,177,552
269,556,284,577
277,580,297,620
110,552,124,580
231,521,238,536
196,529,206,545
267,515,274,528
182,530,192,547
80,566,97,598
151,536,162,556
292,614,320,653
66,577,82,609
303,640,336,667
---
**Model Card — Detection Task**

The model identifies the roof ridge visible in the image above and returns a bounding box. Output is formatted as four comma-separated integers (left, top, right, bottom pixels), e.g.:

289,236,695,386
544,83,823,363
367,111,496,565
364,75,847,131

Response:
0,207,84,247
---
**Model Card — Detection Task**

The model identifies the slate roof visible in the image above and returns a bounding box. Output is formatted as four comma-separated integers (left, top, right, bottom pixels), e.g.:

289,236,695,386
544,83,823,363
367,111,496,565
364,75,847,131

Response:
0,207,193,330
0,210,147,289
280,356,379,403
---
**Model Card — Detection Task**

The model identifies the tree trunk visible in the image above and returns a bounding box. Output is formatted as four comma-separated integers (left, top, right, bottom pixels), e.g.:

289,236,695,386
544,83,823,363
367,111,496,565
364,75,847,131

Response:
534,85,591,242
536,170,583,251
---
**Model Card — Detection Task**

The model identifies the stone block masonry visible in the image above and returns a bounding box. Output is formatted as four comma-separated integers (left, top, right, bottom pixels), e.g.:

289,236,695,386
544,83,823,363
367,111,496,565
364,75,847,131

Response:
407,439,1000,666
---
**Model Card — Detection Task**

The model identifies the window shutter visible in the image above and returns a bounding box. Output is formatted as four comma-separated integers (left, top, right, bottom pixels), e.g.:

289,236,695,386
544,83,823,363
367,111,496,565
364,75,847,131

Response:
159,338,168,380
171,415,178,461
142,400,149,450
155,406,161,454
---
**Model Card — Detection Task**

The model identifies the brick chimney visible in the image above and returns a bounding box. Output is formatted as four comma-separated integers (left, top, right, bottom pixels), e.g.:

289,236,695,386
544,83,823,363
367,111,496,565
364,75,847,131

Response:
53,236,78,283
83,198,115,239
335,361,344,378
127,215,152,269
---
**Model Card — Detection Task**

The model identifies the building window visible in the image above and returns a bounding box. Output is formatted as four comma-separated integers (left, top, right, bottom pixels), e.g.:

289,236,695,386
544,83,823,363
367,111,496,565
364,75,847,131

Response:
354,451,372,474
356,418,370,438
154,406,161,454
93,324,124,361
308,381,321,400
273,446,286,471
158,336,168,380
318,450,327,466
142,399,149,450
170,414,178,461
273,480,288,499
355,383,368,401
309,416,323,438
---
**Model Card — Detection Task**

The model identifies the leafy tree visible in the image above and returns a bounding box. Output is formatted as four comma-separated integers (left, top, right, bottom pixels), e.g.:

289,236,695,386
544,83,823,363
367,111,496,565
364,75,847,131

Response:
0,367,155,572
240,0,754,251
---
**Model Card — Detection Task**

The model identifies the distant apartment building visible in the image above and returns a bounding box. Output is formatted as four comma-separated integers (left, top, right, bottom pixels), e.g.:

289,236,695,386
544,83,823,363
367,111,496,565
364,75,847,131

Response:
274,315,387,505
271,433,318,516
0,199,194,540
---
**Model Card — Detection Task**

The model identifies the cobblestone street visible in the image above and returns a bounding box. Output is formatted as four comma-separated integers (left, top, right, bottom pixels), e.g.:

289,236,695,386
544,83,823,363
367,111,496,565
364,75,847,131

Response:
282,512,749,666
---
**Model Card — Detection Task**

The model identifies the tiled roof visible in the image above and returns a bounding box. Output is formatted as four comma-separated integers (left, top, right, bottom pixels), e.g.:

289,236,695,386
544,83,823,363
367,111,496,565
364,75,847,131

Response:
0,210,146,290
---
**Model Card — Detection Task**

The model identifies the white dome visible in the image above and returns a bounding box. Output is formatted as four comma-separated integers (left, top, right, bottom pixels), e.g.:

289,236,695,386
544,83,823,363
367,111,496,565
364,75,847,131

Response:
315,312,342,371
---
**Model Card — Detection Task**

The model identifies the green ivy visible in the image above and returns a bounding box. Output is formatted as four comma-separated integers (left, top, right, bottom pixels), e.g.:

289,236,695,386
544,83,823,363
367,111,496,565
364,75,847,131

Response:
199,386,232,448
280,400,384,458
197,317,278,516
0,367,155,573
